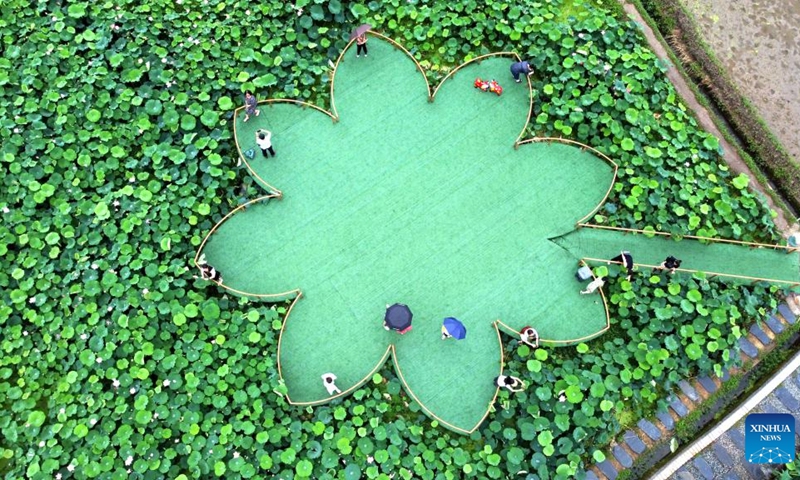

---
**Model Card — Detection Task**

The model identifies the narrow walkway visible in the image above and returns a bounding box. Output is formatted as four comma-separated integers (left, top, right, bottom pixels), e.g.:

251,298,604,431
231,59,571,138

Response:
555,227,800,285
583,295,800,480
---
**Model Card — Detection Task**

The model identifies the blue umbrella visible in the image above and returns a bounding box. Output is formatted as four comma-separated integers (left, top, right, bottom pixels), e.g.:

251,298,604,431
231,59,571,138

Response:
442,317,467,340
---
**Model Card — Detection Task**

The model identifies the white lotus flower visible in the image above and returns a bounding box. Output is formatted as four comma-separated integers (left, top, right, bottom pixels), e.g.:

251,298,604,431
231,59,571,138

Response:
113,379,120,388
125,456,133,466
163,379,171,387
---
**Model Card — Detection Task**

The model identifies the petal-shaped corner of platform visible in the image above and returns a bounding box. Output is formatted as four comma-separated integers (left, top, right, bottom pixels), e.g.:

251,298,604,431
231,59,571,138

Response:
430,53,531,148
492,239,609,344
515,141,616,239
278,287,395,405
331,34,430,126
233,101,337,194
392,319,502,434
196,198,298,300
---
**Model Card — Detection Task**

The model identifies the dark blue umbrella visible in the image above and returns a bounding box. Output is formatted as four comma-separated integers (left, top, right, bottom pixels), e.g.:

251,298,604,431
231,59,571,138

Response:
384,303,412,331
442,317,467,340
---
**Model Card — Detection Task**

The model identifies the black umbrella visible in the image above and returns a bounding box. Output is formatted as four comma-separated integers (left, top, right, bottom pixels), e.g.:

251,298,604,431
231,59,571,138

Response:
349,23,372,41
384,303,412,331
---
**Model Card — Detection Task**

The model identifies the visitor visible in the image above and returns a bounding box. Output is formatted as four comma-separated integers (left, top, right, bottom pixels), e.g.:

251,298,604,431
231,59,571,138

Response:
255,129,275,158
609,250,634,280
197,253,223,283
520,326,539,348
321,373,341,395
199,264,223,283
243,90,260,122
356,34,368,57
441,325,452,340
580,276,606,295
656,255,682,274
510,60,534,83
494,375,524,392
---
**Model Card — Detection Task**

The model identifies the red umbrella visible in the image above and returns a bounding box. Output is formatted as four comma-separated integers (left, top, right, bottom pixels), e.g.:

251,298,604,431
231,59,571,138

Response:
349,24,372,41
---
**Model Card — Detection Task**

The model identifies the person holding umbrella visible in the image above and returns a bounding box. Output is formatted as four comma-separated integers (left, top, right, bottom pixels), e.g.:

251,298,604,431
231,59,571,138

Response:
441,317,466,340
350,24,371,58
356,34,368,57
384,303,413,334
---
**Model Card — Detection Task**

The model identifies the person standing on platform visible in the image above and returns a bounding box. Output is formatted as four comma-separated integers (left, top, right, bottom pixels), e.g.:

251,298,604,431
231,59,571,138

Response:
656,255,682,274
494,375,525,392
321,373,341,395
609,250,634,280
356,34,368,57
510,60,534,83
520,326,539,348
255,129,275,158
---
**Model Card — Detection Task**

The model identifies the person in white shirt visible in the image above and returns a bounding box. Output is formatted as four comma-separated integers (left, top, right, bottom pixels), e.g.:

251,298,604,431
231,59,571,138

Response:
494,375,524,392
321,373,341,395
580,276,606,295
519,326,539,348
255,129,275,158
196,253,223,283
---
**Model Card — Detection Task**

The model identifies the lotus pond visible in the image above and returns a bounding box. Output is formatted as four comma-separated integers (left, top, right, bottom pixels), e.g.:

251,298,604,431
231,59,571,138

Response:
0,0,794,479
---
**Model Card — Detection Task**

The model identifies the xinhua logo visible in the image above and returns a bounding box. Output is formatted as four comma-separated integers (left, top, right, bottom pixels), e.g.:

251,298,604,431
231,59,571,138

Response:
745,413,795,464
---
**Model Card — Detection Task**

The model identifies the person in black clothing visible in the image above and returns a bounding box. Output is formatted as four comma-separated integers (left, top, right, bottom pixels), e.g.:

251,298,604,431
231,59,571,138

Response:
199,264,223,283
197,253,223,283
609,250,634,280
494,375,524,392
656,255,682,274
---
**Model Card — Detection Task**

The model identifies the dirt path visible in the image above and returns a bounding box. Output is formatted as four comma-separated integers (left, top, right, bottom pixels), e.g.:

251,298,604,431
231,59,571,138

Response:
617,1,791,233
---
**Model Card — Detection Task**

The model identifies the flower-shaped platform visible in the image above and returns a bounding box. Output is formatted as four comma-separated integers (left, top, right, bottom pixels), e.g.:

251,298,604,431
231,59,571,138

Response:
197,34,800,433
